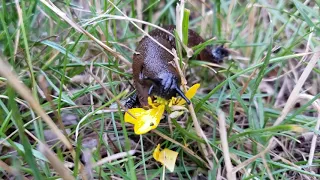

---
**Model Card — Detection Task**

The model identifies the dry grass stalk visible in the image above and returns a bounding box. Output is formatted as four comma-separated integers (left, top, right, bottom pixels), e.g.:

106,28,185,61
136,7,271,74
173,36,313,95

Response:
136,0,143,29
39,143,75,180
274,47,320,126
0,160,28,180
217,109,236,180
13,15,21,62
297,94,320,166
232,138,274,173
82,14,173,37
93,150,136,167
302,22,314,62
245,6,256,57
226,0,236,37
262,155,275,180
15,0,37,96
200,0,206,37
38,75,69,139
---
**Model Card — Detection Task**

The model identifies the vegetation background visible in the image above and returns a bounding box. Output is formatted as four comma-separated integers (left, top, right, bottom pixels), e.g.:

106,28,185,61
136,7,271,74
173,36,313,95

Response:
0,0,319,179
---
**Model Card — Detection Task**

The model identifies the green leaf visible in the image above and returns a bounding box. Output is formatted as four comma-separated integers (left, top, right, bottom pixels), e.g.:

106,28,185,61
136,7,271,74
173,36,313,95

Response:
182,8,190,45
40,40,84,66
8,87,43,179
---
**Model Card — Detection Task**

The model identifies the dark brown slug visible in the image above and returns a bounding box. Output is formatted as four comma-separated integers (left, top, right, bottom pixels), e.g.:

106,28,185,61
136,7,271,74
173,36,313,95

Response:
131,25,229,108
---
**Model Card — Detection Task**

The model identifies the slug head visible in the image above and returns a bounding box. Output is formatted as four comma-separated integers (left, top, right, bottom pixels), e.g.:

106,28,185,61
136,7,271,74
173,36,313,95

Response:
211,46,229,63
147,73,190,104
200,45,229,63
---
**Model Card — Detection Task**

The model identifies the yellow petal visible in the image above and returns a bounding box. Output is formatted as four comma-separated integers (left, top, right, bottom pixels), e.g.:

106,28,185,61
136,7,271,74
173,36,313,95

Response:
148,97,156,108
185,83,200,99
155,97,168,105
153,144,161,161
124,108,145,124
159,148,178,172
177,83,200,105
124,105,165,134
168,97,177,107
134,106,163,134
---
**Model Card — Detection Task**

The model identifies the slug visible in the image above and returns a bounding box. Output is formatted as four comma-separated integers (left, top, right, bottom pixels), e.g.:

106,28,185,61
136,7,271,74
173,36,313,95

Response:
130,25,229,108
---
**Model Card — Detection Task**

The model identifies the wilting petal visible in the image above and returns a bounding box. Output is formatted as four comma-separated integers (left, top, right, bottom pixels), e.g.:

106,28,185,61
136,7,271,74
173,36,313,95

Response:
153,144,178,172
160,148,178,172
153,144,161,161
169,111,185,119
177,83,200,105
124,105,165,134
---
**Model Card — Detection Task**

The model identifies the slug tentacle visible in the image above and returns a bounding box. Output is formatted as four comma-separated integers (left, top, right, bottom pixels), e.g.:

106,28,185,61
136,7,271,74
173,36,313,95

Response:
175,86,191,105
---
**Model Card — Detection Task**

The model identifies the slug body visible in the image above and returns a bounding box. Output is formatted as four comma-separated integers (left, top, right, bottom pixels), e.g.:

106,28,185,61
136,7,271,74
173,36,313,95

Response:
132,25,228,107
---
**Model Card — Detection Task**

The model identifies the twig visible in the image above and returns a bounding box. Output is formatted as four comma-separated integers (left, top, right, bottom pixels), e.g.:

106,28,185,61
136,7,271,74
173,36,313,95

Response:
93,150,136,167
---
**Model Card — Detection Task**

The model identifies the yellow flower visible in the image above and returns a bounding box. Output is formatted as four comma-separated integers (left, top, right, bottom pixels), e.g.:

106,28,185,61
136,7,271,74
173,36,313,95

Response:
169,83,200,106
153,144,178,172
124,105,165,135
124,83,200,134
